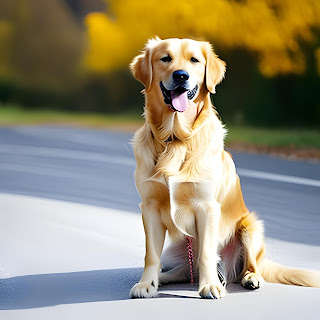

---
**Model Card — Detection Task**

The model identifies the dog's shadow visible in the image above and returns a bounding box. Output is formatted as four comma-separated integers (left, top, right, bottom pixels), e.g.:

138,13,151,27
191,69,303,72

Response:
0,268,249,310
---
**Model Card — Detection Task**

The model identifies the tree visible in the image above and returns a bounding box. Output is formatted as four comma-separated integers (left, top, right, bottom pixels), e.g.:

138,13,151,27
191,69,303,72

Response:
85,0,320,77
0,0,84,89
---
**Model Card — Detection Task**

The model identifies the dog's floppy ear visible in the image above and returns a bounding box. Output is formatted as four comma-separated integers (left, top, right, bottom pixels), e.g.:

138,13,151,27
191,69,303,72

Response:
203,42,226,94
130,38,161,91
130,50,152,91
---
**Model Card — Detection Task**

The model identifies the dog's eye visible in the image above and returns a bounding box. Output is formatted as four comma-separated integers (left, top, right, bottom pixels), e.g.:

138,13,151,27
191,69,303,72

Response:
190,57,199,63
160,55,172,63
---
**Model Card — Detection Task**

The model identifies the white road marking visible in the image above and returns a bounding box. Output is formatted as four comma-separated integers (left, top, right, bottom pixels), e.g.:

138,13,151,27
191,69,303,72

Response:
0,163,92,179
237,168,320,188
13,126,124,148
0,144,135,166
0,144,319,187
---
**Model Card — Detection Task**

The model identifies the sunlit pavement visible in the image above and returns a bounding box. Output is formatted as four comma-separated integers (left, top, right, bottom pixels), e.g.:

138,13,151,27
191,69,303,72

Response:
0,126,320,319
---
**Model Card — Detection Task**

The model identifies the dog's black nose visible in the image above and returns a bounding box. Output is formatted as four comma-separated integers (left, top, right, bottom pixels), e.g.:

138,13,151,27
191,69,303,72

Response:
173,70,189,82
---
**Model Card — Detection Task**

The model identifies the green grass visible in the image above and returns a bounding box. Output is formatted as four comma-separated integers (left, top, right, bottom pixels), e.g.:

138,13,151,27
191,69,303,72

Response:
226,125,320,149
1,105,319,149
0,105,144,131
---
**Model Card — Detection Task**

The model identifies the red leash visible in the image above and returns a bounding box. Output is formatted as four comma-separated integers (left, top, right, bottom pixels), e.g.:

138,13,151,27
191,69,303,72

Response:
186,236,194,284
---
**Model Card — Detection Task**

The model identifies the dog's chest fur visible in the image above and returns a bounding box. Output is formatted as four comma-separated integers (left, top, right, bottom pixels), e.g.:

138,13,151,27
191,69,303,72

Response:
133,106,240,243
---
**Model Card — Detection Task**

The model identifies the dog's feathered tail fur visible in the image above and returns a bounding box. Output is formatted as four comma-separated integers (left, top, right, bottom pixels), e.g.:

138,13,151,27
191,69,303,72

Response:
259,259,320,287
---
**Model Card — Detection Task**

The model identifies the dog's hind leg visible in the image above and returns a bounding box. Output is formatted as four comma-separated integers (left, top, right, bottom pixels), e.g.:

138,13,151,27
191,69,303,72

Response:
238,213,266,290
159,264,190,284
159,240,190,284
159,241,227,286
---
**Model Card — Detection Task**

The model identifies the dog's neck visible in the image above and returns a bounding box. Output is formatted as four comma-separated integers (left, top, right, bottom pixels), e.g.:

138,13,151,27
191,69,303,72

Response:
146,95,224,180
145,94,212,145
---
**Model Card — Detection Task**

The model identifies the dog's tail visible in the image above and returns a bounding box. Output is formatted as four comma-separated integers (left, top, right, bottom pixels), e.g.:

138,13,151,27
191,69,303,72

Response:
259,259,320,287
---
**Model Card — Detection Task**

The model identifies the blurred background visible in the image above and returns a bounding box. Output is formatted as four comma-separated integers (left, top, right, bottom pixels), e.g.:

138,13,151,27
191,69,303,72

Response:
0,0,320,128
1,2,320,315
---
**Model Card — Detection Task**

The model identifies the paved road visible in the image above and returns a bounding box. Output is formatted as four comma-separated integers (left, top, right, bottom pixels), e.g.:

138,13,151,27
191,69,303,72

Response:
0,125,319,245
0,125,319,319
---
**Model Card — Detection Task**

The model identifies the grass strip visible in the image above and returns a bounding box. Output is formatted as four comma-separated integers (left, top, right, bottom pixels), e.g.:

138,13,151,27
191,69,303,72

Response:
0,105,144,131
1,105,319,150
225,125,320,149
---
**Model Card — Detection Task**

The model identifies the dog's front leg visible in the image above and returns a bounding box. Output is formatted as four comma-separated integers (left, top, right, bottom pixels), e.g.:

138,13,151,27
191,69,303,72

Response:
130,201,166,298
196,201,226,299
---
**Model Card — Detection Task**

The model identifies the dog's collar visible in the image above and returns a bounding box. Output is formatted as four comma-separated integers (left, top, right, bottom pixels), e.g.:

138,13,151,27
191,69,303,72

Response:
164,135,179,144
148,125,176,144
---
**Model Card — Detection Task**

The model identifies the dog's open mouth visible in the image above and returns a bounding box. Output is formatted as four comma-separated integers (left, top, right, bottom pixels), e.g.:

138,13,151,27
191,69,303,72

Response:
160,82,198,112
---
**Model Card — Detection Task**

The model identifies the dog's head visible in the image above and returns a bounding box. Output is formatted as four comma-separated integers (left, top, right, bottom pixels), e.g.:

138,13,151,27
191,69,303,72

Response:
130,37,226,113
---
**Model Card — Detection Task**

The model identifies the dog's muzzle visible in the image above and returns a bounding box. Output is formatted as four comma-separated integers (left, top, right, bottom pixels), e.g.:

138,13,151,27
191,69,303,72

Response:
160,76,198,113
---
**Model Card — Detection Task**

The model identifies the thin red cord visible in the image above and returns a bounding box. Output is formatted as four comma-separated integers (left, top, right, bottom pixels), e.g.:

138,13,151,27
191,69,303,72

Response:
186,236,194,284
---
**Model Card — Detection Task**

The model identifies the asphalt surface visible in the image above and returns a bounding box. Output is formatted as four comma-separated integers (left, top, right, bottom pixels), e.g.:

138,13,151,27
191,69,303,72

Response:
0,125,319,245
0,125,320,319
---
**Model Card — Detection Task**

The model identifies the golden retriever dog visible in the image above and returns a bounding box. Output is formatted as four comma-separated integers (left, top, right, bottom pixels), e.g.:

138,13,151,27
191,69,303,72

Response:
129,37,320,299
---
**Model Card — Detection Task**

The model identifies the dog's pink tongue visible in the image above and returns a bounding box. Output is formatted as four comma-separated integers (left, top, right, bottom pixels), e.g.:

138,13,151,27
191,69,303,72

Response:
171,91,188,112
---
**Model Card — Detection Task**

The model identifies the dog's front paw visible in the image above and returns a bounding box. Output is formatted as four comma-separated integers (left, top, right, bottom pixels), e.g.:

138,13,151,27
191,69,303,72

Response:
130,281,158,298
241,272,264,290
199,282,226,299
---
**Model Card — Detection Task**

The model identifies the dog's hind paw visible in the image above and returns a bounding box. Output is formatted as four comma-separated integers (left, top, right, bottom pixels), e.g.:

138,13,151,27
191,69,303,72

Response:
130,281,158,298
241,272,264,290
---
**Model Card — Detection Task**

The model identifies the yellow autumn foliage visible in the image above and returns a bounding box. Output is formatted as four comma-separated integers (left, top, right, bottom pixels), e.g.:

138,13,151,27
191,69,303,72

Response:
84,0,320,77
